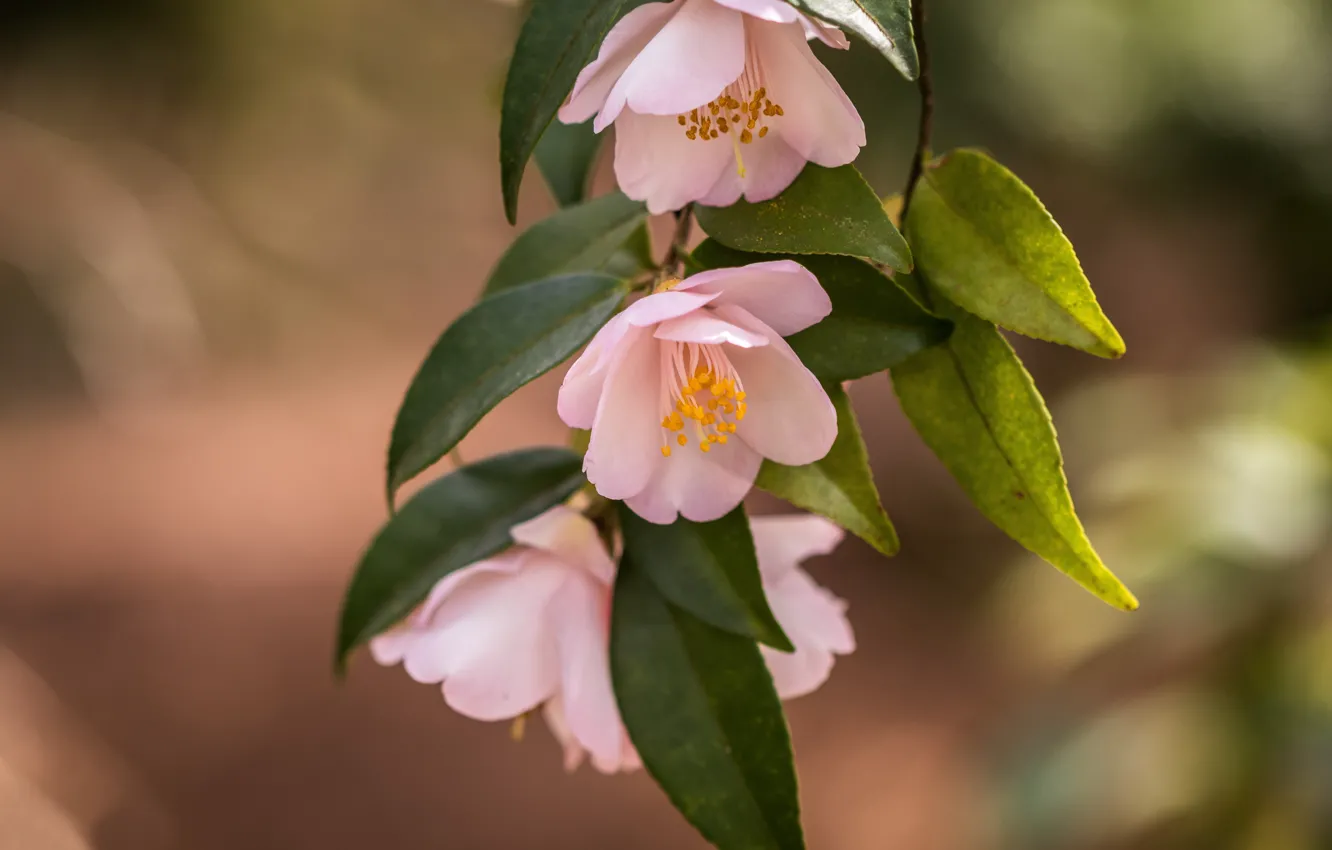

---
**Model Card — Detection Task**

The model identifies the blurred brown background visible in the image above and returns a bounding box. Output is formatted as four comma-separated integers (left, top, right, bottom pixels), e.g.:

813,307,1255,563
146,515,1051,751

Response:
1,0,1330,848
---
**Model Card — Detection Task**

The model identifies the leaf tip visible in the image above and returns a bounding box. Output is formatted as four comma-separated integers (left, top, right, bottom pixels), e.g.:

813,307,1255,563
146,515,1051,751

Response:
1098,328,1128,359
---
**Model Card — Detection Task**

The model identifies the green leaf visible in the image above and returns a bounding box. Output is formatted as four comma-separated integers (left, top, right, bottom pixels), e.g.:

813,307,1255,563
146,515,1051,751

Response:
618,503,792,651
696,165,913,273
906,149,1125,359
388,273,625,502
693,240,949,381
787,0,917,79
499,0,646,223
611,556,803,850
757,384,898,556
890,285,1138,610
484,192,650,296
534,119,601,207
336,448,585,672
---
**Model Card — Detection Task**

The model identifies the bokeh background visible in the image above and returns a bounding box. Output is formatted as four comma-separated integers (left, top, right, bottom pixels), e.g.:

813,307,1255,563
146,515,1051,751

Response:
2,0,1331,847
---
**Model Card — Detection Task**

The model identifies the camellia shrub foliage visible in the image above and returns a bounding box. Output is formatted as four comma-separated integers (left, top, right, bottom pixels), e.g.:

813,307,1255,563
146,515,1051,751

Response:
335,0,1138,846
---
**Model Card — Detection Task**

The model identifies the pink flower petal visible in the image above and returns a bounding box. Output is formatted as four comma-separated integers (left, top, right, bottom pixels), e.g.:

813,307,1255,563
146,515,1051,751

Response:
761,640,835,700
549,578,631,771
623,289,718,327
715,305,838,466
510,506,616,585
558,312,632,429
737,133,810,203
760,565,855,698
751,514,846,582
797,13,850,48
752,19,864,166
653,310,770,347
710,0,800,23
390,554,567,720
695,127,807,208
584,326,665,501
599,0,746,127
371,550,527,668
613,109,736,213
676,261,831,335
560,1,681,125
626,433,762,523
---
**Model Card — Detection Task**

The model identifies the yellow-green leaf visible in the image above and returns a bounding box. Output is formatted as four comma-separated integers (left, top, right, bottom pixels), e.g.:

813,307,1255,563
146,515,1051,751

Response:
907,149,1124,358
891,282,1137,610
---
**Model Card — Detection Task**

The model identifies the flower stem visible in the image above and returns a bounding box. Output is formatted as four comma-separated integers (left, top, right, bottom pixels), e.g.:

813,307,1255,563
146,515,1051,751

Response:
663,203,695,280
900,0,934,219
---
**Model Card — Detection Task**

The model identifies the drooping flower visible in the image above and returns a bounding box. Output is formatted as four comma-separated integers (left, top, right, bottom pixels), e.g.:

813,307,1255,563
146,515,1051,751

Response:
558,0,865,213
370,505,638,774
551,512,855,773
558,261,838,524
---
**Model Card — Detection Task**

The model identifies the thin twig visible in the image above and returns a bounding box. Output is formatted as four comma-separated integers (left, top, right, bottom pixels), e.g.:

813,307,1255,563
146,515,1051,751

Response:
900,0,934,219
662,203,695,280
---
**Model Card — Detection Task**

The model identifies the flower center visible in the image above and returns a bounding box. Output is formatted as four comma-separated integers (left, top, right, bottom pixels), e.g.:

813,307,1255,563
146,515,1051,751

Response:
675,35,783,177
658,341,747,458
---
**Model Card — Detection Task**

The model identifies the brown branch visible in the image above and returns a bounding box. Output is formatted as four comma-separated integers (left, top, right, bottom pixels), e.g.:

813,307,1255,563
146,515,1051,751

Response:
662,203,694,280
900,0,934,219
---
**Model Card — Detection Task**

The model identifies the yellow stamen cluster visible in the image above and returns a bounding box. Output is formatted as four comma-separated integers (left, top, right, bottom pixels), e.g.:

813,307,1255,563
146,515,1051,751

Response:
678,87,782,144
660,365,748,455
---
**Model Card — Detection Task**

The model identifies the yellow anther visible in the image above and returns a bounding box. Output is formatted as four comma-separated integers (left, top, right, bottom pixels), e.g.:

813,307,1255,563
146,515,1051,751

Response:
688,379,702,393
737,403,747,420
709,102,720,115
661,445,672,457
678,434,688,446
740,129,752,144
686,127,697,140
756,87,766,99
736,391,747,401
718,118,729,133
678,115,687,126
691,109,699,121
774,104,785,116
717,434,728,444
704,413,716,425
708,399,719,410
696,372,712,386
759,127,769,138
700,442,712,453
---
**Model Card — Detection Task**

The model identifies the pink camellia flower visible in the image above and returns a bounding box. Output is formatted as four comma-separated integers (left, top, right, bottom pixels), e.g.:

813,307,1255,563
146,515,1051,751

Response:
370,505,639,774
558,261,838,524
552,512,855,772
558,0,865,213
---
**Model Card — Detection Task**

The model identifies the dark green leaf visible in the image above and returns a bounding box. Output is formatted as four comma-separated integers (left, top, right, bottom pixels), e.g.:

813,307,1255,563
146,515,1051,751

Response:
484,192,650,296
906,149,1125,358
388,273,626,502
618,503,792,651
890,283,1138,610
696,165,912,273
534,118,602,207
757,384,898,555
787,0,917,79
337,448,585,672
611,556,803,850
500,0,647,223
693,240,949,381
